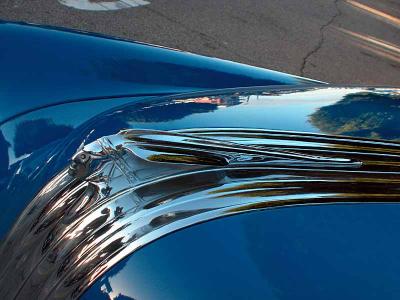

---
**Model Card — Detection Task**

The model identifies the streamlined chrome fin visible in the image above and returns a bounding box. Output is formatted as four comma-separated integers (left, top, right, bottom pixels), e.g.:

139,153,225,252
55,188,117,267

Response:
1,128,400,299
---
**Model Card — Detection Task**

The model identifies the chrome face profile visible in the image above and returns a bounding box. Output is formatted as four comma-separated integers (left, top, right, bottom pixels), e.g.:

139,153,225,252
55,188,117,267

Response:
1,126,400,299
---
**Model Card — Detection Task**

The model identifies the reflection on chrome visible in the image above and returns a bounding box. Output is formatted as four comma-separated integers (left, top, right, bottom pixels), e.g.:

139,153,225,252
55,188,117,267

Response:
1,128,400,299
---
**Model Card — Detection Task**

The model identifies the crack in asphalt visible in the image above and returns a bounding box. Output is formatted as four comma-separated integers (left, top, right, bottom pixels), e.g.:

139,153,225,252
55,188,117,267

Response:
143,6,261,65
300,0,342,76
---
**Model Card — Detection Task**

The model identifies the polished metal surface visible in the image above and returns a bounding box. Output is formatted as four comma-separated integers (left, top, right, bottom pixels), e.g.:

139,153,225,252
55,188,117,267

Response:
1,86,400,299
2,124,400,299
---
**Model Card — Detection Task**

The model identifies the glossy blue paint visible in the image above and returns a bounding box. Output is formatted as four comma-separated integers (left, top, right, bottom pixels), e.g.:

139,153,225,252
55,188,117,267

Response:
1,86,400,299
82,203,400,300
0,21,321,124
0,96,151,238
1,85,399,239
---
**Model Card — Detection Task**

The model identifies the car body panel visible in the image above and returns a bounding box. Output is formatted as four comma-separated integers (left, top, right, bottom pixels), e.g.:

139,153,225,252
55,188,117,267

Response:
82,203,400,300
1,86,400,299
0,21,321,124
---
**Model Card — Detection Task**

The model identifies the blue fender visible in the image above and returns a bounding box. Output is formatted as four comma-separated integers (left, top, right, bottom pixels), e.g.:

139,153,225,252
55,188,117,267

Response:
0,21,322,124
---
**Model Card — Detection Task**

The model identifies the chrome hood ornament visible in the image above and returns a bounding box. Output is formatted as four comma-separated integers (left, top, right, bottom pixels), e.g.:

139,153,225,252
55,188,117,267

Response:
1,128,400,299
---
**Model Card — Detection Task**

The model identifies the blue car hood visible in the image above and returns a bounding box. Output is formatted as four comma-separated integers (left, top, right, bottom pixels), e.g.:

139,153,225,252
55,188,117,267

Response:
0,21,321,124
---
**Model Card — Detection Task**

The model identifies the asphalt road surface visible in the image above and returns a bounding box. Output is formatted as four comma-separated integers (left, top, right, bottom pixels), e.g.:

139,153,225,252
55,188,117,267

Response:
1,0,399,85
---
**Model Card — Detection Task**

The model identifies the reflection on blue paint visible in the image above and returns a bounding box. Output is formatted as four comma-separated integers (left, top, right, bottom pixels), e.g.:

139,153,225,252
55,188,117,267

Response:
0,97,145,238
0,21,319,123
1,86,398,240
82,203,400,300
